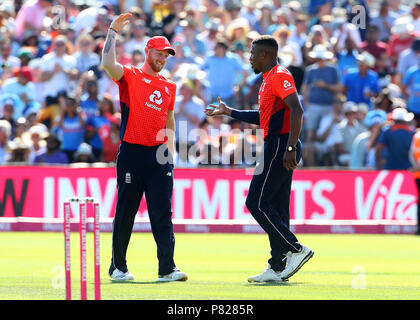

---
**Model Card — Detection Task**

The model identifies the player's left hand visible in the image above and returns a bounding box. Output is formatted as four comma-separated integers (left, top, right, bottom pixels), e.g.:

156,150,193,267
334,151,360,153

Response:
283,151,298,171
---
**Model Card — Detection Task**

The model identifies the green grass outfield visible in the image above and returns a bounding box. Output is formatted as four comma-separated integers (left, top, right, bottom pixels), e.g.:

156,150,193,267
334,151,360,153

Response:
0,232,420,300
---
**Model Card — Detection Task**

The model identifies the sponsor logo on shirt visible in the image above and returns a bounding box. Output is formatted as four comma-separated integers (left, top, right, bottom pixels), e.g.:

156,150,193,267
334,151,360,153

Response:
283,80,293,90
142,78,152,84
165,86,169,95
145,101,162,112
149,90,163,105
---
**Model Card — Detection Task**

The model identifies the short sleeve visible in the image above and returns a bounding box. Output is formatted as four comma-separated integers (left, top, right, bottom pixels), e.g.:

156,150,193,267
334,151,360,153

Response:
271,70,297,100
402,68,413,86
232,56,244,72
168,83,177,111
377,129,387,146
113,65,136,86
331,66,339,84
201,57,209,70
372,74,380,93
342,72,350,86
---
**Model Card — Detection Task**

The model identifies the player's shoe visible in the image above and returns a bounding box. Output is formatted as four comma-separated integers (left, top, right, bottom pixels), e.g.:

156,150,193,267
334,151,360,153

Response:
247,264,288,283
110,268,135,281
157,270,188,282
280,245,314,280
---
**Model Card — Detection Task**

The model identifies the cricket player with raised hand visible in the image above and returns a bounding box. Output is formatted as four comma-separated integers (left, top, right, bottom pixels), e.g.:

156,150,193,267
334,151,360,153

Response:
101,13,187,282
205,35,314,282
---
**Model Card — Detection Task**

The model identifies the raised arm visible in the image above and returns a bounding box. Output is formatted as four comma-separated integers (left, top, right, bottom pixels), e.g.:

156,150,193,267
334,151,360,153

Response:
101,13,132,81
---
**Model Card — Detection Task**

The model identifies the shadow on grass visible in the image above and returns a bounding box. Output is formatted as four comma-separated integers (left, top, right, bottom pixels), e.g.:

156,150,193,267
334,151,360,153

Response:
245,282,303,287
106,280,162,285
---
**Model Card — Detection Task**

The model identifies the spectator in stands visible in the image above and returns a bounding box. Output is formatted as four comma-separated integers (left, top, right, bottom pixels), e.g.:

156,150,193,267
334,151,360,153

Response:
226,17,251,47
370,0,398,42
376,108,416,170
408,3,420,32
289,14,308,49
334,34,360,79
0,120,11,164
273,25,303,67
79,74,99,118
102,113,121,163
14,0,53,42
342,51,380,108
360,24,389,76
307,0,333,29
174,63,209,105
23,123,48,164
14,117,27,139
174,79,205,151
124,19,149,56
253,0,275,35
55,95,86,163
240,0,258,27
267,8,292,36
330,7,362,51
130,49,144,67
386,17,416,71
197,18,224,53
201,39,246,108
73,33,100,74
356,103,370,129
301,44,341,166
160,0,185,43
2,66,36,120
17,47,34,68
335,101,367,166
7,137,30,163
0,1,15,32
397,38,420,85
0,95,17,137
374,87,395,113
38,36,78,128
34,133,69,164
350,109,387,169
165,34,201,75
303,25,331,65
179,18,206,57
311,95,345,166
73,142,94,163
0,37,20,69
115,35,131,66
401,59,420,123
389,0,410,16
84,94,118,161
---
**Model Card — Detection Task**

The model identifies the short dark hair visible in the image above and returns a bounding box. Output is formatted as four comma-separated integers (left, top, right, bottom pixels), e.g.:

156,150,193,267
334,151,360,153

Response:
412,38,420,51
367,24,379,33
252,35,278,57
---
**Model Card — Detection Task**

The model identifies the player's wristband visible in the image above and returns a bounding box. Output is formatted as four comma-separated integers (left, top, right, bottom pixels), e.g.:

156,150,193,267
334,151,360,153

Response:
109,27,118,34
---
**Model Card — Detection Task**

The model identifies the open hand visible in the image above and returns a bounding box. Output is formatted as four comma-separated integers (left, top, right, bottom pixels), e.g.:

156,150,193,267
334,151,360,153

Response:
110,13,132,32
204,96,230,117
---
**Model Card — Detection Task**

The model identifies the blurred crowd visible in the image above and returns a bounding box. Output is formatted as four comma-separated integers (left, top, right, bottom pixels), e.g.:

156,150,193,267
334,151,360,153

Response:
1,0,420,170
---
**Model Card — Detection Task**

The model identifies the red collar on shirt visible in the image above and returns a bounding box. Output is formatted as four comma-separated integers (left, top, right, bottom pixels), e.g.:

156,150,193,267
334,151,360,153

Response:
391,123,413,131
